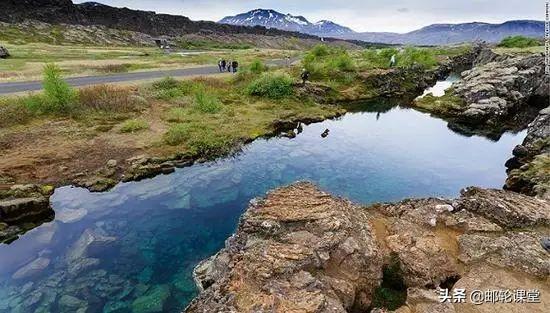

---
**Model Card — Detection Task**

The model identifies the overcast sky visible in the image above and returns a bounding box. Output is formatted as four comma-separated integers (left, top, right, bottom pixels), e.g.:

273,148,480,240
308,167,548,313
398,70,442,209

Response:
74,0,544,33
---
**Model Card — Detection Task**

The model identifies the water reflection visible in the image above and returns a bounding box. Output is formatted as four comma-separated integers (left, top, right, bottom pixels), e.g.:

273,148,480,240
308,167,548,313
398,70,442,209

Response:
0,106,525,313
417,73,460,98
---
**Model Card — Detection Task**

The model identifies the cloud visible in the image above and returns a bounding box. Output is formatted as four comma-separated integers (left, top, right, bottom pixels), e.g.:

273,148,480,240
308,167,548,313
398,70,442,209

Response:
397,8,410,13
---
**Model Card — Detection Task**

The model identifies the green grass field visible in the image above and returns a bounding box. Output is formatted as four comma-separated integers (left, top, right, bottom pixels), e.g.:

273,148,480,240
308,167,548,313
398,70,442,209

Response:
0,43,300,82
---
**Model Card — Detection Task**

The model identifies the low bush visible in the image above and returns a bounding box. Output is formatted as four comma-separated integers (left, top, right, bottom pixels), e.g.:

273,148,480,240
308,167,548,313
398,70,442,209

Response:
498,36,540,48
78,85,148,112
193,89,222,113
120,119,149,133
303,45,356,80
246,73,294,99
164,123,190,145
95,64,132,73
248,59,268,74
151,77,201,101
361,47,437,69
0,100,32,128
164,107,187,123
153,77,180,90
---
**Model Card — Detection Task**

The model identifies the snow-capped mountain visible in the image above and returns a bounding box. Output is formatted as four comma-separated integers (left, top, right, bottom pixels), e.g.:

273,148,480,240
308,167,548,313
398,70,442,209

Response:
219,9,354,37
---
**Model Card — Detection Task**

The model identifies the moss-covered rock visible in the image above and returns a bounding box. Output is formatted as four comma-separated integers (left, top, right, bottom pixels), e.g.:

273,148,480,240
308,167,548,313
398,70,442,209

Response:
413,89,467,117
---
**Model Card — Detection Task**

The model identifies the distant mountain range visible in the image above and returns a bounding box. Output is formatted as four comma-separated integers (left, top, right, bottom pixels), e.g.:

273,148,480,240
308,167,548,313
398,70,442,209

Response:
219,9,354,37
342,20,544,45
219,9,543,45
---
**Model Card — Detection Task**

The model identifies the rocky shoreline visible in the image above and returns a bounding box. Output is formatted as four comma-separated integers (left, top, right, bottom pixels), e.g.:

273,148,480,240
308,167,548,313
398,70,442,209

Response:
184,47,549,312
185,182,549,312
412,48,549,198
0,184,55,243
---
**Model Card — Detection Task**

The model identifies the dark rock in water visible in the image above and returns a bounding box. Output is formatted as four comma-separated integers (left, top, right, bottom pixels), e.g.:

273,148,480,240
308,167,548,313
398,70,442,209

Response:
282,130,296,139
0,46,9,58
296,123,303,134
321,129,330,138
512,145,530,158
0,197,51,224
541,238,550,252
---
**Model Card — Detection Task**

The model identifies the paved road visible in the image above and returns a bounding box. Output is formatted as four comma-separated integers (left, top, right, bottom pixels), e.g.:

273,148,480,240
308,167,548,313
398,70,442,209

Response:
0,59,292,95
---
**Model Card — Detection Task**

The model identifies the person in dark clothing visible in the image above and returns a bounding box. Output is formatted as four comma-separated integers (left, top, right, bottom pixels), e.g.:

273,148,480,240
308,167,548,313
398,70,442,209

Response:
231,61,239,73
221,59,227,71
218,59,223,72
301,69,310,86
227,61,232,73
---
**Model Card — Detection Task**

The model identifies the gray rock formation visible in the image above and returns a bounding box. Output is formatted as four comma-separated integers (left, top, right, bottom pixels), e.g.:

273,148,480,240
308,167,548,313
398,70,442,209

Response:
0,184,54,243
453,54,548,129
186,182,550,313
188,182,383,312
0,46,9,58
505,106,550,198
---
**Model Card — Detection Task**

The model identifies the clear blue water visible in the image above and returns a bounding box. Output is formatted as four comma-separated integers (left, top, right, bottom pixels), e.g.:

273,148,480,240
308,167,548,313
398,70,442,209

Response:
0,105,525,313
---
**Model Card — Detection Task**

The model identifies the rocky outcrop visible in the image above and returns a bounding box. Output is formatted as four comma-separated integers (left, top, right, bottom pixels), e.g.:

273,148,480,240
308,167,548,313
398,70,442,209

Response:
0,184,55,243
186,182,550,312
452,53,548,135
505,106,550,198
0,46,9,58
188,182,383,312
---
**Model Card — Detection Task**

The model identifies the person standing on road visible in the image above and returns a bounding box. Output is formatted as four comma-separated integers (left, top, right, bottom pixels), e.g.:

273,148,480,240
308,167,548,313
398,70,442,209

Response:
218,59,223,72
232,60,239,73
221,59,227,71
227,61,232,73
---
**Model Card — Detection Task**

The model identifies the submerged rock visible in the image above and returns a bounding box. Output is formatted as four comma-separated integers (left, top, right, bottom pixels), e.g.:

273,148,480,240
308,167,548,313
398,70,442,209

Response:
12,257,51,280
186,182,550,313
131,284,170,313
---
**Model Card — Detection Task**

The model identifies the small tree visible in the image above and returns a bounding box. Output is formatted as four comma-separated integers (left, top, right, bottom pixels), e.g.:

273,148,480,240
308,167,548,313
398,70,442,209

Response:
42,63,76,113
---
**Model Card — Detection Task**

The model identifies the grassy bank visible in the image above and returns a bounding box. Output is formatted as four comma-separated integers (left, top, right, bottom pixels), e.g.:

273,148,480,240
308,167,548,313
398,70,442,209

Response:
0,43,474,188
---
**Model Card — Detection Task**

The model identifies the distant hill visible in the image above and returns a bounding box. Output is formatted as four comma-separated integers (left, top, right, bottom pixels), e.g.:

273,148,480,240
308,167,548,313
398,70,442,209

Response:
219,9,354,37
0,0,325,40
342,20,544,45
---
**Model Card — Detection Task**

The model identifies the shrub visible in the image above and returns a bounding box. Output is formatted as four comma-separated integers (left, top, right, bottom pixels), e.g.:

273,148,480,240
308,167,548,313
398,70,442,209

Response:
153,77,180,90
248,59,268,74
164,123,190,145
330,53,355,72
362,47,437,69
193,89,222,113
399,47,438,68
498,36,540,48
78,85,148,112
95,64,132,73
151,77,200,101
310,44,330,57
0,100,32,128
41,63,77,113
303,46,356,80
164,107,187,123
246,73,294,99
120,119,149,133
155,88,186,101
187,132,232,157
